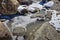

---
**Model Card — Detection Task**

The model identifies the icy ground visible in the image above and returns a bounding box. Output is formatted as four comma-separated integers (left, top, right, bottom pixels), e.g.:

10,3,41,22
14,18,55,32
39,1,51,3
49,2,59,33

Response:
3,13,38,40
49,10,60,31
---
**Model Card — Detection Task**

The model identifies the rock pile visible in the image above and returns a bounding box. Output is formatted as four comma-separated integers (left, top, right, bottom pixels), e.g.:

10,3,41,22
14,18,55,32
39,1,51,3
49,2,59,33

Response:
0,0,60,40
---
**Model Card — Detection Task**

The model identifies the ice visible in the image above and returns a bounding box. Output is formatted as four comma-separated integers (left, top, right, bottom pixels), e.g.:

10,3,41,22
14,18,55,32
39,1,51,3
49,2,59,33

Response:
44,1,54,7
29,3,43,10
18,36,24,40
49,10,60,31
13,36,24,40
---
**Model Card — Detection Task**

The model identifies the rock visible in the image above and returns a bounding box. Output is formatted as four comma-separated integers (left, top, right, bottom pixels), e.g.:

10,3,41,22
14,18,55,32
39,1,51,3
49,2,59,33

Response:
25,21,46,40
31,13,45,18
13,27,26,36
51,0,60,11
45,10,52,20
56,11,60,15
0,0,19,15
33,22,60,40
0,22,12,40
17,0,33,5
4,20,26,36
52,0,59,2
0,19,7,22
31,13,45,21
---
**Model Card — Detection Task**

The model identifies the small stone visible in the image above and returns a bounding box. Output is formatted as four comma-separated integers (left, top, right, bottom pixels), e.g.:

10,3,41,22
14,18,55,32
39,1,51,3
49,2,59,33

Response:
13,27,26,36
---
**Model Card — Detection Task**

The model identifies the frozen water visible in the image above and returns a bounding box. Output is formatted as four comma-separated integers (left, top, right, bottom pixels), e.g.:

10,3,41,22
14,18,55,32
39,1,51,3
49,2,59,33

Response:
49,10,60,31
11,14,37,31
29,3,43,10
44,1,54,7
13,36,24,40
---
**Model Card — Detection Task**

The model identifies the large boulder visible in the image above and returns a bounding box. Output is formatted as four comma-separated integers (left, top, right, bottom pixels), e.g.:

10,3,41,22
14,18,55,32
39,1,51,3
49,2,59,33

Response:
25,21,46,40
0,0,19,15
35,22,60,40
25,22,60,40
0,22,12,40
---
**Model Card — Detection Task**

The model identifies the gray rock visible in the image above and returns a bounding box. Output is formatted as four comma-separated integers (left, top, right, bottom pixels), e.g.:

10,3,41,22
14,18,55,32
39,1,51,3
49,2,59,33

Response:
45,11,52,20
34,22,60,40
25,21,46,40
13,27,26,36
25,22,60,40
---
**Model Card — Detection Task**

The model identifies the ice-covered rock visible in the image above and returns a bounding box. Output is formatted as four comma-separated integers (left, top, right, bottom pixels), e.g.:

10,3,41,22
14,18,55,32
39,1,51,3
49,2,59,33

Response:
49,10,60,31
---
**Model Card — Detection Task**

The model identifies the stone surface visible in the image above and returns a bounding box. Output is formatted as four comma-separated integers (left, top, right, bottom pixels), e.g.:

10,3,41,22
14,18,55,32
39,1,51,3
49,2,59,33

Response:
0,0,19,15
31,13,45,18
34,22,60,40
25,22,60,40
45,10,52,20
13,27,26,36
25,21,46,40
0,22,12,40
51,0,60,11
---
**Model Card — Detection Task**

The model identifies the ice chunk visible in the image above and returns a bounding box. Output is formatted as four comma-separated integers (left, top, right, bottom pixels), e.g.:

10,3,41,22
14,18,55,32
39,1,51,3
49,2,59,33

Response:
49,10,60,31
29,3,43,10
44,1,54,7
